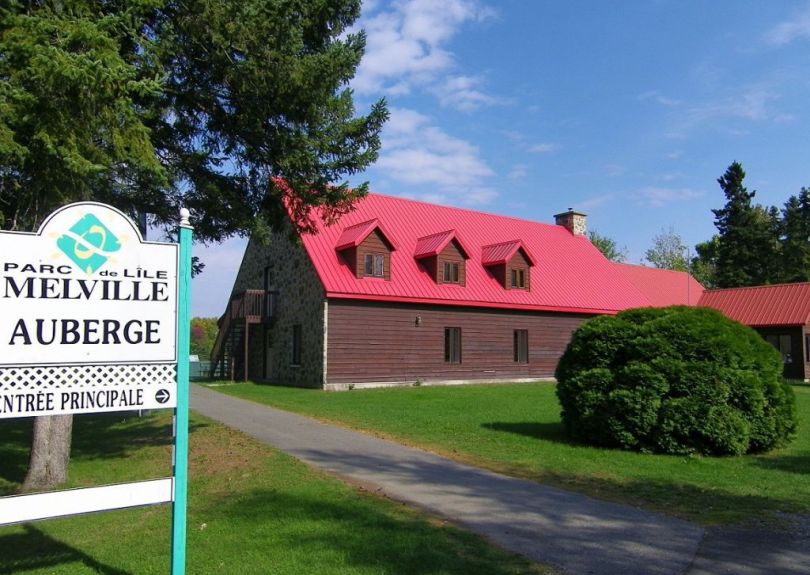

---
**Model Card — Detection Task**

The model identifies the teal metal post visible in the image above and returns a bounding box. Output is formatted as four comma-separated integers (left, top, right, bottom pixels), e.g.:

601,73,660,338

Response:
172,209,192,574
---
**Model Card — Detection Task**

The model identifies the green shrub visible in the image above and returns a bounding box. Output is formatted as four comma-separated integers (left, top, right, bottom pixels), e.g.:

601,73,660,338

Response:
555,306,797,455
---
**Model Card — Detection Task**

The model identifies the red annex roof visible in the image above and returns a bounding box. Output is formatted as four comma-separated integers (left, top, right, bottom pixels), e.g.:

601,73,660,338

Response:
297,194,672,315
335,218,396,251
698,282,810,327
615,263,704,306
414,230,469,259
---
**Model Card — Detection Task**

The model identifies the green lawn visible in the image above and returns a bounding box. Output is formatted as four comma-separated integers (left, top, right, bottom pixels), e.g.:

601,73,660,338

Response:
210,381,810,526
0,413,551,574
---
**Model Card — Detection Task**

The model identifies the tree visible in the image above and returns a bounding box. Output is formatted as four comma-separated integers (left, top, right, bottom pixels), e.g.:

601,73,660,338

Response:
1,0,387,489
712,162,780,288
780,188,810,283
190,317,219,360
644,226,688,271
588,230,627,262
691,236,720,289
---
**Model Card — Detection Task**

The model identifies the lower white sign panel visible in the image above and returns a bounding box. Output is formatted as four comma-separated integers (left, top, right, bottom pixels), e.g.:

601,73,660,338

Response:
0,478,173,526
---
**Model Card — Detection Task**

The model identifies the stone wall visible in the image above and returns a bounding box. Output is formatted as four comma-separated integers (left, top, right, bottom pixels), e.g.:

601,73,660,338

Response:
229,228,326,387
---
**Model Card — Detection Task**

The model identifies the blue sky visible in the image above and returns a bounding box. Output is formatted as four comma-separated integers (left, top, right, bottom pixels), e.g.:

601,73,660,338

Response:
192,0,810,317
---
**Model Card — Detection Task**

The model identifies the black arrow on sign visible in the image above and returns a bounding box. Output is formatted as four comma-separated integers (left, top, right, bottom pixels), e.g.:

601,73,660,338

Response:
155,389,171,404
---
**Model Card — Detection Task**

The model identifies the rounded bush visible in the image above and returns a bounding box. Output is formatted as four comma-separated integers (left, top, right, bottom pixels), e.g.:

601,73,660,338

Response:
555,306,797,455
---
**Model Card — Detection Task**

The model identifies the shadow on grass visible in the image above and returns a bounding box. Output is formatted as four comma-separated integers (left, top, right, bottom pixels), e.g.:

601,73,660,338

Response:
0,525,133,575
0,413,206,493
217,488,544,575
753,453,810,476
481,421,576,445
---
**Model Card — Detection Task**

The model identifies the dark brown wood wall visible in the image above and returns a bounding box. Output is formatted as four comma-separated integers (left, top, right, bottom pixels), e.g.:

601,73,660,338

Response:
507,250,531,290
326,299,589,384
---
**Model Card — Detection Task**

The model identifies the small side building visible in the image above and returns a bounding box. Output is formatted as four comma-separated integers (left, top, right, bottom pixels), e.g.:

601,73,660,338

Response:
699,282,810,380
211,194,700,389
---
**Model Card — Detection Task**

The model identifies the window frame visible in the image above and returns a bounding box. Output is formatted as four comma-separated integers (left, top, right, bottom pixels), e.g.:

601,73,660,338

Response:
514,329,529,363
444,327,462,363
364,253,385,277
442,261,460,283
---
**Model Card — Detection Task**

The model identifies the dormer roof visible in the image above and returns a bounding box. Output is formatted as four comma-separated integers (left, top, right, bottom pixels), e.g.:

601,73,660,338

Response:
414,230,470,260
335,218,396,251
481,240,535,267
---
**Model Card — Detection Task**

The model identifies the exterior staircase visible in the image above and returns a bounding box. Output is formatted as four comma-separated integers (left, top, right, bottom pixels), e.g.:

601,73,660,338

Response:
209,290,267,381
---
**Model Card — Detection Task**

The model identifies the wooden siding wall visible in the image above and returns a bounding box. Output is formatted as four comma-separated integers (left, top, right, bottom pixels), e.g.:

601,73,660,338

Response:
438,241,467,286
326,300,589,384
755,325,807,380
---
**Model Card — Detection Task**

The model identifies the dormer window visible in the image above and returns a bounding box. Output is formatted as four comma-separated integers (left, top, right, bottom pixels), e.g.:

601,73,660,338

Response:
482,240,535,291
335,219,396,280
414,230,470,286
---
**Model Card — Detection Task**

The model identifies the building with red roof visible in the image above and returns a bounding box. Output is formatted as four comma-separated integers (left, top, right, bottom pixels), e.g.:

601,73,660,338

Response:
212,193,702,388
699,282,810,380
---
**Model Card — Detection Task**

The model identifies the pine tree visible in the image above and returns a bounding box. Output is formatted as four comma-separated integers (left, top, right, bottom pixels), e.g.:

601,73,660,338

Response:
780,188,810,282
712,162,780,287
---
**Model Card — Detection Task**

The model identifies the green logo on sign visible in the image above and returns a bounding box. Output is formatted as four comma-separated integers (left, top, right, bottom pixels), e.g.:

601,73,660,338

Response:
57,214,121,274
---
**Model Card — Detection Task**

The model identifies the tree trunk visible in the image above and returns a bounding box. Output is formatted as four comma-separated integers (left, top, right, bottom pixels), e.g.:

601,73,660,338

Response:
22,415,73,491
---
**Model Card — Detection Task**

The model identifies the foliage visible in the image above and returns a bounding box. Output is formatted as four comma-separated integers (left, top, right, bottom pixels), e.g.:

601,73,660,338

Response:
555,307,797,456
588,230,627,262
691,236,719,289
780,188,810,283
712,162,782,288
0,0,388,240
190,317,219,360
644,226,688,271
211,381,810,524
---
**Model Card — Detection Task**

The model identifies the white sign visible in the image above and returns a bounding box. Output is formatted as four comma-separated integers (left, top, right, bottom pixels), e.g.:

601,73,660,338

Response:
0,202,177,366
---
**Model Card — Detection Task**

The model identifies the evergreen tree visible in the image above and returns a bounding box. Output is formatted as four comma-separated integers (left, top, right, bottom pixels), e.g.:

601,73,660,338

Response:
780,188,810,282
691,236,719,288
1,0,387,490
712,162,780,287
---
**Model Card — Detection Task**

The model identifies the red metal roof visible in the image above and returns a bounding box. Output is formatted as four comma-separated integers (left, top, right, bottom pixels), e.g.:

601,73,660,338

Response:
698,282,810,326
335,218,397,251
481,240,536,266
414,230,469,259
615,263,704,306
298,194,658,314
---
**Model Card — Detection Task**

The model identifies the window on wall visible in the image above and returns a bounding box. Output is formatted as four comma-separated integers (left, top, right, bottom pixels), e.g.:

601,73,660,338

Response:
766,334,792,364
514,330,528,363
510,268,526,288
442,261,460,283
444,327,462,363
292,324,302,366
364,254,384,277
806,334,810,363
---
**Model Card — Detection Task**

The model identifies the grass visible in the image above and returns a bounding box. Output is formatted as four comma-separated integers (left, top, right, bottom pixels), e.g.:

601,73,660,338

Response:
0,413,552,574
209,381,810,526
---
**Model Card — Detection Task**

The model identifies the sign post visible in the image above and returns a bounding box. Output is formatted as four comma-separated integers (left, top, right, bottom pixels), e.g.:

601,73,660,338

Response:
172,209,192,574
0,202,192,574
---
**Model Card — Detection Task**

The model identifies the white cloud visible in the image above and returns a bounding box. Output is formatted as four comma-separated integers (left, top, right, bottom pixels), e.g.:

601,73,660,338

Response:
631,187,703,208
433,75,507,111
353,0,495,96
507,164,528,179
528,143,559,153
637,90,681,107
374,107,497,205
764,4,810,46
676,84,785,132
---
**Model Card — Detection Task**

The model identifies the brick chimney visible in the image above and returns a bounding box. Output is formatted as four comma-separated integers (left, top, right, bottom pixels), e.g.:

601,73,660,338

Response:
554,208,587,236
